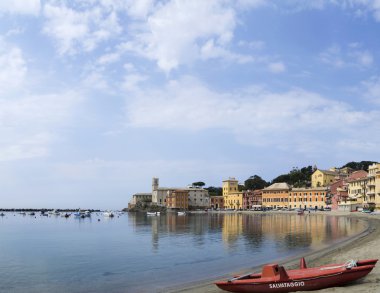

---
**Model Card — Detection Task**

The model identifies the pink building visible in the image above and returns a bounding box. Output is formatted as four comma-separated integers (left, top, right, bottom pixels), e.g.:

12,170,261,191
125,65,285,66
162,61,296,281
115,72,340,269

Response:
330,170,368,210
243,189,262,210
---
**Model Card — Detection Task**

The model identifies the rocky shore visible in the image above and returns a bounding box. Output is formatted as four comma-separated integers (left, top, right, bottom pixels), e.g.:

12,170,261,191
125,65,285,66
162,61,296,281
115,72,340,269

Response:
164,211,380,293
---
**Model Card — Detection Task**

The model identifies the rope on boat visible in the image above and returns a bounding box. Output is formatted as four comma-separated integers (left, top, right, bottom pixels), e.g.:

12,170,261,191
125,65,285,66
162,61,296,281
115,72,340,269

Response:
345,260,357,269
319,260,357,271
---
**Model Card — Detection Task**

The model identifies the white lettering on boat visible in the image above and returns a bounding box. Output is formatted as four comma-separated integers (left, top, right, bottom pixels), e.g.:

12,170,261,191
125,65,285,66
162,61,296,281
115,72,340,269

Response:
269,281,305,289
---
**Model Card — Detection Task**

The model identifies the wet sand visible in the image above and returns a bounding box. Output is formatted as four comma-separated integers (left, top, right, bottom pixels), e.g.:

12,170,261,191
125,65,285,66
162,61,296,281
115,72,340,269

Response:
164,211,380,293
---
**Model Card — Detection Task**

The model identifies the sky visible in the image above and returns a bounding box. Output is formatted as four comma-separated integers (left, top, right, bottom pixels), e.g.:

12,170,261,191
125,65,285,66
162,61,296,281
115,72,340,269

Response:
0,0,379,209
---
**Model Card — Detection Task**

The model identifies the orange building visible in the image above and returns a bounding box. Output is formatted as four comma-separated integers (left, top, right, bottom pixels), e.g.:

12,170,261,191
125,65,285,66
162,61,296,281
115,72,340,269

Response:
262,183,291,209
166,189,189,210
289,187,328,210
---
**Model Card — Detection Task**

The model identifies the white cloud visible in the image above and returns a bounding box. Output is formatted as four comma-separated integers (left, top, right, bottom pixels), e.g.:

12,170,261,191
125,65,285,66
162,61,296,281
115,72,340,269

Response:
43,2,122,55
238,40,265,50
236,0,267,9
200,39,254,63
319,44,374,69
0,0,40,15
122,73,148,91
282,0,380,22
125,0,155,19
268,62,286,73
360,76,380,104
123,0,238,72
0,41,27,93
97,52,121,65
82,71,109,91
0,92,83,161
125,76,380,153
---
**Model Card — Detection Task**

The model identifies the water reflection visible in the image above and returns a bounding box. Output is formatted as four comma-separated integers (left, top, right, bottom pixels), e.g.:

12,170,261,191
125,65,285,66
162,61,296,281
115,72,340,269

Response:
128,212,365,253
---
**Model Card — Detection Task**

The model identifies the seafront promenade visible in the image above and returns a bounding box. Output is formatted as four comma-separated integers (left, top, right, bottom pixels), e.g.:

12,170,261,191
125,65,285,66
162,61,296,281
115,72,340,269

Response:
166,211,380,293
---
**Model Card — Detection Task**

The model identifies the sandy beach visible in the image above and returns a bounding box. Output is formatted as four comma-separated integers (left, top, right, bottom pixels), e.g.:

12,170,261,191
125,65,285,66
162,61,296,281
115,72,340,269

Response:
164,211,380,293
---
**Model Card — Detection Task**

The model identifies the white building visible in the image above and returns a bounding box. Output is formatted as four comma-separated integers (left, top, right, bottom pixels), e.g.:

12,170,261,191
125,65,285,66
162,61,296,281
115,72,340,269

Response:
185,186,210,209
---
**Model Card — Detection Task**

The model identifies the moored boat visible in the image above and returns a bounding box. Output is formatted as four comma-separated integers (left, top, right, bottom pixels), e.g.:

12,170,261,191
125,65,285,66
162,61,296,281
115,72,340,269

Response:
103,211,114,217
297,209,304,215
215,258,377,293
177,211,186,216
147,212,160,216
49,209,60,216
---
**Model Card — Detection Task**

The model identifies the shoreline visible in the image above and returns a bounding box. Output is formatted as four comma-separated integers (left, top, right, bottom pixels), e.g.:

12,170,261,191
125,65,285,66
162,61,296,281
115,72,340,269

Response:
163,212,380,293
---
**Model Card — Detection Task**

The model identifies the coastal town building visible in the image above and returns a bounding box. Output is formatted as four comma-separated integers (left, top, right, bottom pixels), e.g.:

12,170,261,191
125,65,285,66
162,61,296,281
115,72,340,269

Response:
288,187,328,210
376,165,380,210
243,189,262,210
151,177,210,209
311,167,353,188
339,171,368,211
262,183,291,209
128,193,152,209
311,169,339,188
329,179,348,210
186,186,210,209
223,177,243,210
151,178,176,206
210,196,224,210
332,170,369,211
166,190,189,210
366,164,378,210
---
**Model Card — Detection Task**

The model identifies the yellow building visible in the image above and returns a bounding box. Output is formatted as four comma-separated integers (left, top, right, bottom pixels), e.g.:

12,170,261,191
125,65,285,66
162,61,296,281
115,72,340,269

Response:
222,177,243,210
376,167,380,211
262,182,291,209
289,187,328,210
311,169,340,188
347,174,368,209
366,163,380,210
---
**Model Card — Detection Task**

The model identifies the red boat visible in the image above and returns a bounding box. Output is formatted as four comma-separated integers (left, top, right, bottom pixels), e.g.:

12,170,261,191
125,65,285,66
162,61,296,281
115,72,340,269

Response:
215,258,377,292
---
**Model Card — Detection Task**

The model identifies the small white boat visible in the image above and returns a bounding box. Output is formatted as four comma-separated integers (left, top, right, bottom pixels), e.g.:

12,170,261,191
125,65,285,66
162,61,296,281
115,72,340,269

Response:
73,209,90,218
177,211,186,216
103,211,114,217
49,209,60,216
147,212,160,216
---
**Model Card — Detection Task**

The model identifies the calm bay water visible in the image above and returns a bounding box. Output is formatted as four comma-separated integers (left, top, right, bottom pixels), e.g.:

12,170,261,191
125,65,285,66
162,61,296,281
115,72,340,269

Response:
0,212,365,293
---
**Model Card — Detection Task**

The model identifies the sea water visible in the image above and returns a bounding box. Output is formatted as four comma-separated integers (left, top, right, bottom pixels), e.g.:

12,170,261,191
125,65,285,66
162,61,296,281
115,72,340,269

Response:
0,212,365,293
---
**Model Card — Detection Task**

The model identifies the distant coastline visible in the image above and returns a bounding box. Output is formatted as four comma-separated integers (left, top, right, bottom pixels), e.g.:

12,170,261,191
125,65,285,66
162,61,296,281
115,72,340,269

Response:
0,208,101,212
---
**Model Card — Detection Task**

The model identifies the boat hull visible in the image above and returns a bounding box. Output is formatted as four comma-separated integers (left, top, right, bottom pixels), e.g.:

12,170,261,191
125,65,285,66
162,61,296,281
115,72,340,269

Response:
215,260,377,293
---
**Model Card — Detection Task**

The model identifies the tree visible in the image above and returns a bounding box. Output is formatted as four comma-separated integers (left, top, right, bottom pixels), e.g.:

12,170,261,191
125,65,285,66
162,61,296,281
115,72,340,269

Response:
244,175,268,190
341,161,377,172
271,166,313,187
205,186,222,196
192,181,205,187
238,184,245,192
